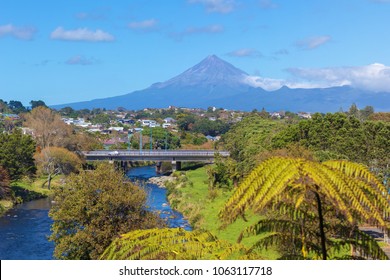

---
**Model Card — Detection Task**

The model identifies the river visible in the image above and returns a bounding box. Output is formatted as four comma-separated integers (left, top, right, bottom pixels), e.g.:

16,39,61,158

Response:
0,166,190,260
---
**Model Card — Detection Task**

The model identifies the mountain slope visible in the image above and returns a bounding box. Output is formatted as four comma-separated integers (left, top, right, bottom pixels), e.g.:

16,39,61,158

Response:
52,55,390,112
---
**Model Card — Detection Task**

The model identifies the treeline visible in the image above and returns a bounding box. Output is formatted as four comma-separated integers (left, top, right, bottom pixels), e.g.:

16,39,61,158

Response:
213,110,389,188
0,99,47,113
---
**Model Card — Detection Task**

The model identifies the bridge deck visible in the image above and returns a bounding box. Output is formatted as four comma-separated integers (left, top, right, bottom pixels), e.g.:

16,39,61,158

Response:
82,150,230,162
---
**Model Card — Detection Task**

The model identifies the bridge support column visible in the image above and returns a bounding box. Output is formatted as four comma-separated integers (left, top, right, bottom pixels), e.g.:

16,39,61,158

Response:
172,161,182,172
156,162,162,174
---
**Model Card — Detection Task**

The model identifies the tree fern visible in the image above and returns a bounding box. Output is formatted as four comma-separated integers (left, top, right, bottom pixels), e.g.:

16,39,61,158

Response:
100,228,262,260
220,157,390,259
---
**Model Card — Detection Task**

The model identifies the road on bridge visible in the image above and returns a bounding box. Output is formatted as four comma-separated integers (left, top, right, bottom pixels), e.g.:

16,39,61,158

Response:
81,150,230,162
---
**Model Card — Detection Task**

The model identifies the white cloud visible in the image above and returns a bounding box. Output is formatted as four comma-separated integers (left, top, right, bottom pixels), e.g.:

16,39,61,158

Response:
188,0,236,13
128,19,158,31
287,63,390,92
243,76,285,91
243,63,390,92
227,48,262,57
243,76,333,91
296,35,331,50
0,24,36,40
50,27,114,42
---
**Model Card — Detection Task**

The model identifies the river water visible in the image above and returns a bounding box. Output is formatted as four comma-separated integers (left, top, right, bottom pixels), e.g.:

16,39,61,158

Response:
0,166,190,260
126,166,191,230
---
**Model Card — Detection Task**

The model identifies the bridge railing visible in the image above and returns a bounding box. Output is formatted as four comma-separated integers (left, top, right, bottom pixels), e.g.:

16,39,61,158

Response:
82,150,230,158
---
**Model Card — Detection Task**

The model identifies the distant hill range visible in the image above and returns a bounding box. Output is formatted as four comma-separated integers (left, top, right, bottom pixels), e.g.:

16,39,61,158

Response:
52,55,390,112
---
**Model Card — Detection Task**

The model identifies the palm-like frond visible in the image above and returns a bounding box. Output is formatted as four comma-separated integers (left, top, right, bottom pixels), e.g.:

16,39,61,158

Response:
220,157,390,227
241,216,389,260
219,157,390,259
328,230,389,260
100,228,262,260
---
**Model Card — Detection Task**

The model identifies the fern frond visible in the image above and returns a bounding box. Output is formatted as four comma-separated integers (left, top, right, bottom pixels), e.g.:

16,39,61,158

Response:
100,228,263,260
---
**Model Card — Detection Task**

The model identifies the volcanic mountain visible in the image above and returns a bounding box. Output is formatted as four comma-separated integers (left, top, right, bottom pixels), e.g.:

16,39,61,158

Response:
53,55,390,112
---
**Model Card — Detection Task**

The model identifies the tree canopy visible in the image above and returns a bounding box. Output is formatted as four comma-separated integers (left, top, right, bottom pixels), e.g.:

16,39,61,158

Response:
0,129,36,180
34,147,83,188
49,163,163,259
272,113,390,174
30,100,47,109
219,115,286,178
24,106,73,149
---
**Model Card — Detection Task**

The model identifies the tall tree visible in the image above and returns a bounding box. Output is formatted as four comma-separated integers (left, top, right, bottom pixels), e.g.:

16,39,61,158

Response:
8,100,27,114
360,105,374,120
0,129,36,180
220,157,390,260
49,163,163,259
30,100,47,109
24,106,73,149
0,99,9,113
348,103,360,119
34,147,83,189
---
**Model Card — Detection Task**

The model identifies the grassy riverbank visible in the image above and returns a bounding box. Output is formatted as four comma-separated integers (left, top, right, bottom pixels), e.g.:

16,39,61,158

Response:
0,176,62,216
166,166,280,259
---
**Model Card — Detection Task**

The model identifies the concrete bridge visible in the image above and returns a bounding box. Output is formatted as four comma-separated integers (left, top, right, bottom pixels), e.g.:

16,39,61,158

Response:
81,149,230,171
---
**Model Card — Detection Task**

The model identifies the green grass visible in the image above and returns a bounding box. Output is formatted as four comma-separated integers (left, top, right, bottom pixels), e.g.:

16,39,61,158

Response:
1,176,63,216
167,167,280,259
8,175,64,205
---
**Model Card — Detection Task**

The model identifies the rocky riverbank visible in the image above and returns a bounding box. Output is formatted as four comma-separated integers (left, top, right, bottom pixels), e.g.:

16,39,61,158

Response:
147,176,175,188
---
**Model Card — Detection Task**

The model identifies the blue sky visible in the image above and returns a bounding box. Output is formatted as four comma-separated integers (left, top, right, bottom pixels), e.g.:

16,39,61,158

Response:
1,0,390,106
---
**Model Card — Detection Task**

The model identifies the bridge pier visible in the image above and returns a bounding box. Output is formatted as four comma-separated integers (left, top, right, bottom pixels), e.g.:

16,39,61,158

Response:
171,161,182,172
116,160,130,172
156,162,162,174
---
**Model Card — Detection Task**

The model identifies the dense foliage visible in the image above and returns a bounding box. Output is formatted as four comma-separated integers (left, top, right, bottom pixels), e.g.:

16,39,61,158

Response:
177,113,230,136
49,163,163,259
0,129,36,180
0,166,11,200
219,115,287,178
272,113,390,174
34,147,83,189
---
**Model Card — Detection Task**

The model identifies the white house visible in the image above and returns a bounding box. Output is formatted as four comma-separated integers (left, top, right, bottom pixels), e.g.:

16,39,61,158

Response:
141,119,158,127
108,127,124,132
164,117,176,123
